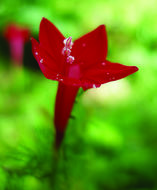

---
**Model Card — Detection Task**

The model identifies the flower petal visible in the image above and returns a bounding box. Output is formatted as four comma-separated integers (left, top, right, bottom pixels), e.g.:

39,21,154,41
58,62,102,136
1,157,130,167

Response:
81,60,139,88
31,37,60,79
72,25,108,69
39,17,65,63
4,24,30,42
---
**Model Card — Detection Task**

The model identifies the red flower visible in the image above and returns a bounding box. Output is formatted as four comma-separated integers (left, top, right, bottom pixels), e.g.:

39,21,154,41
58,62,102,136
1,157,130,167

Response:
31,18,138,147
4,23,30,66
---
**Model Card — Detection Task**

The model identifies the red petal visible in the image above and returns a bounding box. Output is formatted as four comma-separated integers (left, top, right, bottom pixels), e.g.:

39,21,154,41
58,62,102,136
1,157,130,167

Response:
72,25,108,69
4,24,30,42
21,29,30,42
39,18,65,63
31,40,84,85
81,60,139,87
31,37,60,79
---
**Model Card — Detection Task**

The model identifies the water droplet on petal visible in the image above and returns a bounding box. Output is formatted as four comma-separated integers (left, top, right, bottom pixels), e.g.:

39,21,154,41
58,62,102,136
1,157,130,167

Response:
57,74,59,76
93,84,96,88
107,72,109,75
101,62,106,66
60,79,63,81
35,52,38,55
40,59,43,63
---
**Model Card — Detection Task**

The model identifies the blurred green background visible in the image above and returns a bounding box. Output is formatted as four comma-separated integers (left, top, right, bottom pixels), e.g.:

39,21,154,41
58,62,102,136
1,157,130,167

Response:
0,0,157,189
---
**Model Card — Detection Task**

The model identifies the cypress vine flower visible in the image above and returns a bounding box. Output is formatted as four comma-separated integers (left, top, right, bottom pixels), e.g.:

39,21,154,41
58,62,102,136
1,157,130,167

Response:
4,23,30,67
31,18,138,148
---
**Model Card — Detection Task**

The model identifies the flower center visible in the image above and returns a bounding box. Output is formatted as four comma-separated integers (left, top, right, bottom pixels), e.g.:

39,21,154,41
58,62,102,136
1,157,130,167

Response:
62,37,75,64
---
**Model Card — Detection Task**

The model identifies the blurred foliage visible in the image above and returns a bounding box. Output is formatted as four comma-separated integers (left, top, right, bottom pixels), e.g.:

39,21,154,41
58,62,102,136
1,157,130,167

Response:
0,0,157,189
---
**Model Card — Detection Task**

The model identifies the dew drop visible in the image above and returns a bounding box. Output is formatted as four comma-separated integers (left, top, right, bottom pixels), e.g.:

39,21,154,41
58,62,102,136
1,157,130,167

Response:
101,62,106,66
60,79,63,81
107,72,109,75
35,52,38,55
93,84,96,88
40,59,43,63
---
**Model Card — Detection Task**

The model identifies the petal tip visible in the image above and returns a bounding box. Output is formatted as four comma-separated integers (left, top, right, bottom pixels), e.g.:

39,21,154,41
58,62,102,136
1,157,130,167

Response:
41,17,48,23
132,66,139,73
40,17,52,27
40,17,49,30
99,24,105,28
97,24,106,31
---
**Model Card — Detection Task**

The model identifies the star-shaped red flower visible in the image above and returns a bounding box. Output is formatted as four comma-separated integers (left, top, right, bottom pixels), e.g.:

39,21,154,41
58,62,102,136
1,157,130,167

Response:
32,18,138,89
31,18,138,148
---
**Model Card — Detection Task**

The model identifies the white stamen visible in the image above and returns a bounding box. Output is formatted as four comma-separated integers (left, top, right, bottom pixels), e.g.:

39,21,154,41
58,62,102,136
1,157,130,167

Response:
63,37,73,49
67,56,75,64
63,38,67,45
62,47,71,56
62,37,75,64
